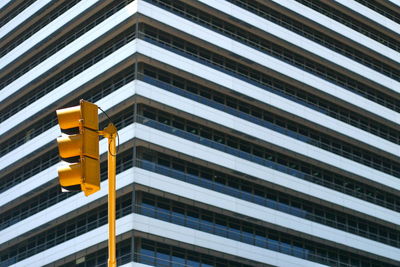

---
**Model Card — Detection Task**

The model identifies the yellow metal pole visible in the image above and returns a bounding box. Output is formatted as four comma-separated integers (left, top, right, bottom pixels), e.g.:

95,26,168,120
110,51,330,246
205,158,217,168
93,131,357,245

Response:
101,123,118,267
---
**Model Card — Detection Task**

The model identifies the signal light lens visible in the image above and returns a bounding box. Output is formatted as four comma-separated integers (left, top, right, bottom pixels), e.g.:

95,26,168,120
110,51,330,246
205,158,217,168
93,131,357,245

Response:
57,134,82,159
58,163,82,187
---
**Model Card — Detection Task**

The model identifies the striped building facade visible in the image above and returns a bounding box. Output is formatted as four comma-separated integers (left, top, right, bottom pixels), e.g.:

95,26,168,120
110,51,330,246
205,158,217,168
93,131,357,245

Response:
0,0,399,266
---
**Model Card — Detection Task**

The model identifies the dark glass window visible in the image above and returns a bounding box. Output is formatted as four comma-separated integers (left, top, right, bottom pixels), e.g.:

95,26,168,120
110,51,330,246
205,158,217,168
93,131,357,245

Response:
0,0,81,58
146,0,400,110
0,193,133,266
135,147,400,248
0,24,137,124
0,0,135,90
139,64,400,177
295,0,400,52
0,64,135,158
138,192,396,267
136,104,400,213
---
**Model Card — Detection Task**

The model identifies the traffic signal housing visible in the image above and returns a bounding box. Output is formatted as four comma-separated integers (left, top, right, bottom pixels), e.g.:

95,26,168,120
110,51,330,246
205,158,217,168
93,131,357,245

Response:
56,100,100,196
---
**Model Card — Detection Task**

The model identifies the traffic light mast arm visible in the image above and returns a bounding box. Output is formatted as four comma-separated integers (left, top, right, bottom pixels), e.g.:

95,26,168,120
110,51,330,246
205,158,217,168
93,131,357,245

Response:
99,123,118,267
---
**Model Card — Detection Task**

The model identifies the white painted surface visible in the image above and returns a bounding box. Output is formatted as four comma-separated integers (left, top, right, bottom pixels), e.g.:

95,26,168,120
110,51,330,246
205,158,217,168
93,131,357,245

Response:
134,123,400,226
269,0,400,64
11,214,327,267
0,0,54,40
0,0,105,72
0,124,136,207
138,1,400,123
335,0,400,35
198,0,399,93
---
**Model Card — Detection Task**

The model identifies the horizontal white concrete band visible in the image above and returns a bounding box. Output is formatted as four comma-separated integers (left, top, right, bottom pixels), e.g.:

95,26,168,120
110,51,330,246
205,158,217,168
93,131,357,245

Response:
125,264,148,267
1,27,397,155
1,42,396,224
10,214,135,267
3,74,396,224
2,116,398,232
135,123,400,226
139,1,400,124
10,214,326,267
135,41,400,156
0,168,134,245
133,168,400,261
128,213,326,267
0,0,138,103
1,123,398,258
388,0,400,8
135,81,400,190
3,76,398,196
0,123,135,208
4,2,400,138
1,75,398,221
0,165,58,208
334,0,400,35
0,0,12,10
0,0,53,40
0,40,400,172
269,0,400,64
134,16,400,151
0,0,103,73
0,79,136,172
2,164,398,264
122,263,146,267
198,0,399,93
0,126,59,171
0,37,138,137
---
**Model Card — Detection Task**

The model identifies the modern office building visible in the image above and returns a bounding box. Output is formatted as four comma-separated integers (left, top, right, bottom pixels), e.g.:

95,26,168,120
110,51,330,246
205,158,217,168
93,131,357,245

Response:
0,0,399,266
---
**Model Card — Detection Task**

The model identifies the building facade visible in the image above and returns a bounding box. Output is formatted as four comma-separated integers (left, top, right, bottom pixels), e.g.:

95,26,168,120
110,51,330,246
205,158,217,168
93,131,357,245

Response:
0,0,399,266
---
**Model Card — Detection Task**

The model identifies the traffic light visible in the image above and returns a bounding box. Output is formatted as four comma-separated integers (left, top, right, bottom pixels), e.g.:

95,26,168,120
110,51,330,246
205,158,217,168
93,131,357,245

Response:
56,100,100,196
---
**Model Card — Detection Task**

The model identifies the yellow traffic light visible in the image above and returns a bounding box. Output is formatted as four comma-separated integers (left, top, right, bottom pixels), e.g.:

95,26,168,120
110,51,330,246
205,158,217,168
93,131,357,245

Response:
56,100,100,196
